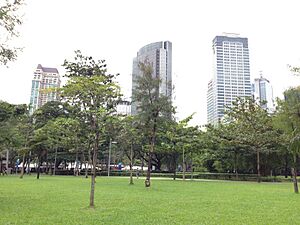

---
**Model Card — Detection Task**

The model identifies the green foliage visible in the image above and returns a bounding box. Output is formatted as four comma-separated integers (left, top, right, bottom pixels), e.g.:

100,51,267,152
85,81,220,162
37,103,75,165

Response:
132,61,174,185
0,101,28,160
225,97,278,151
61,50,122,206
132,61,174,135
274,88,300,156
0,0,24,65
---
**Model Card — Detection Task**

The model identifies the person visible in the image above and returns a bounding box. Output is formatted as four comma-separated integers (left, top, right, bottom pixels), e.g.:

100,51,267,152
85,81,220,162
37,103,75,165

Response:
178,165,182,172
3,166,7,175
26,166,30,174
136,168,140,179
118,162,122,171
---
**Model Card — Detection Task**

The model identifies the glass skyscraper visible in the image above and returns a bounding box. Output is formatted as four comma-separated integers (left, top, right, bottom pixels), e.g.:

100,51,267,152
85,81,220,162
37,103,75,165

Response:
253,74,275,113
29,64,61,114
207,33,252,124
131,41,172,115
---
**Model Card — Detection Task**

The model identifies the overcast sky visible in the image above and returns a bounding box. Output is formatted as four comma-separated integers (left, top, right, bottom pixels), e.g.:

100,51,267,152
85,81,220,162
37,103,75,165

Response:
1,0,300,125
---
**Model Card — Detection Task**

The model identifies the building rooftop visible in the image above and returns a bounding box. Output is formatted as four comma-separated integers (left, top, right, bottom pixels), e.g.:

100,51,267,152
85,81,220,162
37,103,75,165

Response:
37,64,59,74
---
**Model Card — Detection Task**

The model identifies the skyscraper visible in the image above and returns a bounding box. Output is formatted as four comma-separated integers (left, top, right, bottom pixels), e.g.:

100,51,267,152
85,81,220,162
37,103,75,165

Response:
207,33,252,124
116,100,131,116
29,64,61,114
131,41,172,115
252,73,275,113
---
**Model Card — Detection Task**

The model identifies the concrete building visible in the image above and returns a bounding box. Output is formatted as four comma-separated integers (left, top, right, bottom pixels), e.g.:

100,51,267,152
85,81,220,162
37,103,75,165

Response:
252,73,275,113
207,33,252,124
116,100,131,116
131,41,172,115
29,64,61,114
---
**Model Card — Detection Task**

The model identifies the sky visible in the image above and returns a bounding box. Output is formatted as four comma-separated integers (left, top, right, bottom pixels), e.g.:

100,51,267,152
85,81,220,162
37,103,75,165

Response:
1,0,300,125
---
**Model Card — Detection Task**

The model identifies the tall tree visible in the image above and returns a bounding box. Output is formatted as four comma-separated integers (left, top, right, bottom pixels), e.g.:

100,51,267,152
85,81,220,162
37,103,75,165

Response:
61,50,121,208
0,101,27,174
274,87,300,193
225,98,279,182
132,61,173,187
116,115,140,185
161,115,201,180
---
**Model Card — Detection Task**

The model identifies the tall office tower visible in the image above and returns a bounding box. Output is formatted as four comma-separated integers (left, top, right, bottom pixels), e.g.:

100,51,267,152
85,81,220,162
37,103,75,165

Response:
207,33,252,124
131,41,172,115
29,64,61,114
252,73,275,113
116,100,131,116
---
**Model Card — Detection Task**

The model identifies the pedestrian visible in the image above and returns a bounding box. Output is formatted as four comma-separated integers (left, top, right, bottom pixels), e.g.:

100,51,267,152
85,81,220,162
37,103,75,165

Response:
3,166,7,175
26,166,30,174
136,168,140,179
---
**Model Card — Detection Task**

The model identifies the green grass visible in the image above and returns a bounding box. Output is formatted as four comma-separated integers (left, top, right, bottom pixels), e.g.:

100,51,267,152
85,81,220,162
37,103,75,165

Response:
0,175,299,225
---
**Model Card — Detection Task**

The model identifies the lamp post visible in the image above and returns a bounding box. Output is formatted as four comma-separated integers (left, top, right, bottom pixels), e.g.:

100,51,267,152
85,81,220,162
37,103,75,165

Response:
108,138,117,177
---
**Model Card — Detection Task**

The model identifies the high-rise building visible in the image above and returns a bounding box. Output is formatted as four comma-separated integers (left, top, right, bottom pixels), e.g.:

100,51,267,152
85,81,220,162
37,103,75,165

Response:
131,41,172,115
29,64,61,114
252,73,275,113
207,33,252,124
116,100,131,116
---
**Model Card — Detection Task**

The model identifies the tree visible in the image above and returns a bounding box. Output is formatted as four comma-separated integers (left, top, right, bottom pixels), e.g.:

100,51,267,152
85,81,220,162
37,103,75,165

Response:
0,0,24,65
116,115,140,185
18,113,32,179
43,117,80,176
161,115,201,180
0,101,27,174
225,98,279,182
30,101,71,178
209,122,249,176
29,127,47,179
132,61,173,187
61,50,121,208
274,87,300,193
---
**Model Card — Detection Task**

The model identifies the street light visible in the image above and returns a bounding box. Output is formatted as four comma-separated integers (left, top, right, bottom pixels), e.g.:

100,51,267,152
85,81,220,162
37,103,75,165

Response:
108,138,117,177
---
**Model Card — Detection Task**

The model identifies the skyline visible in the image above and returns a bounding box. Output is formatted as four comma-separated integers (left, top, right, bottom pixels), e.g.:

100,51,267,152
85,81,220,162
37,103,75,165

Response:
0,0,300,125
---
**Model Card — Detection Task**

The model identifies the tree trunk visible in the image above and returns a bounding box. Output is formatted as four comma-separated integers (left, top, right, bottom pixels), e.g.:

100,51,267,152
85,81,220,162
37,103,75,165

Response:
20,154,26,179
292,155,299,194
49,162,52,175
89,147,97,208
6,150,9,174
108,138,112,177
173,153,177,180
27,152,31,175
89,118,99,208
182,147,186,181
74,151,79,176
37,157,41,179
145,151,152,187
292,167,299,194
234,151,238,179
145,120,157,188
88,147,92,171
141,149,144,171
53,148,58,176
45,152,49,175
0,158,2,175
129,143,134,185
257,149,261,183
190,153,193,180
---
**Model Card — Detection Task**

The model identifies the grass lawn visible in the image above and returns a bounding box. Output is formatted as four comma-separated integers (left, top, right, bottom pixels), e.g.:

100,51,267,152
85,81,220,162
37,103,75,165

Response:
0,175,299,225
